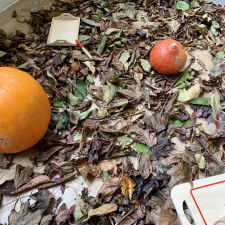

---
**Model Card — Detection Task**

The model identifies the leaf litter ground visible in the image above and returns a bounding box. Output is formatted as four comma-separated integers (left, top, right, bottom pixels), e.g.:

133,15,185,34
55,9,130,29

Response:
0,0,225,224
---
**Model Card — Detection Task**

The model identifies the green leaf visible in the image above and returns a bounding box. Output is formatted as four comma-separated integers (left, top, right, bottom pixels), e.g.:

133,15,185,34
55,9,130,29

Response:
46,70,57,86
72,130,82,142
97,35,107,55
183,118,195,128
189,97,211,106
74,80,87,101
119,51,130,65
216,52,225,58
87,74,94,84
68,93,81,106
101,1,110,9
110,99,128,107
103,81,116,104
86,7,92,13
0,154,3,158
18,62,29,69
78,35,91,41
56,113,69,130
101,1,110,12
191,0,200,7
97,108,109,117
178,81,189,89
74,196,86,221
168,119,184,126
195,154,206,169
176,1,189,10
81,18,100,27
53,100,64,108
104,28,120,35
101,171,109,182
140,59,151,73
0,51,7,57
135,144,152,153
79,109,92,120
212,21,220,29
117,136,133,146
106,72,122,81
210,25,218,36
175,70,193,87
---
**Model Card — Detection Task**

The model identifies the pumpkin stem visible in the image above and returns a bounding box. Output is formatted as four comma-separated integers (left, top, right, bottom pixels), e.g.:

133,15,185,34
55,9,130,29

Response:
171,43,177,49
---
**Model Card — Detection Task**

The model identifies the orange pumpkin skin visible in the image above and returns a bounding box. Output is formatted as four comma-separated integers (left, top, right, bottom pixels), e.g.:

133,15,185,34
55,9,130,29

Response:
150,39,187,75
0,67,51,154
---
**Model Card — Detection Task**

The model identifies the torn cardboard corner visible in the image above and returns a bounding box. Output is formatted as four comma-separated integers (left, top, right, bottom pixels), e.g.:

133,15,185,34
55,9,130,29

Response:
47,13,80,46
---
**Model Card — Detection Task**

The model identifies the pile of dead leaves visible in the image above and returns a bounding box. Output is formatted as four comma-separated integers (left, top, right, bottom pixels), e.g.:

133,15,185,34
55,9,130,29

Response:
0,0,225,224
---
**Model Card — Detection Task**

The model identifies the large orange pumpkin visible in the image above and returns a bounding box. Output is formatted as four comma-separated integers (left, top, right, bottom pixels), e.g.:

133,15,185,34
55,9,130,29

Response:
0,67,51,154
150,39,187,75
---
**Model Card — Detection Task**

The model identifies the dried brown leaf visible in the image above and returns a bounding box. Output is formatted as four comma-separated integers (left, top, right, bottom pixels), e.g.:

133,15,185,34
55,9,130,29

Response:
0,180,15,195
12,175,50,194
136,128,157,148
70,61,80,74
30,189,53,212
0,154,15,169
147,206,179,225
8,201,42,225
97,177,120,201
84,204,118,222
138,151,154,177
14,164,33,188
167,162,192,190
40,215,53,225
144,112,169,133
37,146,64,162
55,203,70,223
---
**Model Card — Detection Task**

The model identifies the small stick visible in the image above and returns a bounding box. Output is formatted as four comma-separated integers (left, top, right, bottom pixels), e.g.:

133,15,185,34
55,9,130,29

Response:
60,74,91,101
197,137,220,165
75,40,93,59
116,208,135,225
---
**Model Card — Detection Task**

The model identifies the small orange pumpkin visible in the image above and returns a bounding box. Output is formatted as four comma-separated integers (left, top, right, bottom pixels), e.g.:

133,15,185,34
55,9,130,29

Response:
0,67,51,154
150,39,187,75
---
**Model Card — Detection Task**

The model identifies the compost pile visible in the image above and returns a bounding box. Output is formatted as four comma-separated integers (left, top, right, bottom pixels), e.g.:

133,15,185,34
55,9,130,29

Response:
0,0,225,224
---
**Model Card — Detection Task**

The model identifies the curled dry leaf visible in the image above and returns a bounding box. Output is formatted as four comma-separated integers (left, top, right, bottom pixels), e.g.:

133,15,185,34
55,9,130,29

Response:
97,177,120,201
121,174,136,199
84,204,118,222
70,61,80,74
12,175,50,194
37,146,64,162
77,160,118,180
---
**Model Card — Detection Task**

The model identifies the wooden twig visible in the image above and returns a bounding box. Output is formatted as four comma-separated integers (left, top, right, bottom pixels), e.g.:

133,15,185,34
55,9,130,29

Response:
116,208,135,225
60,74,91,101
197,137,220,165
